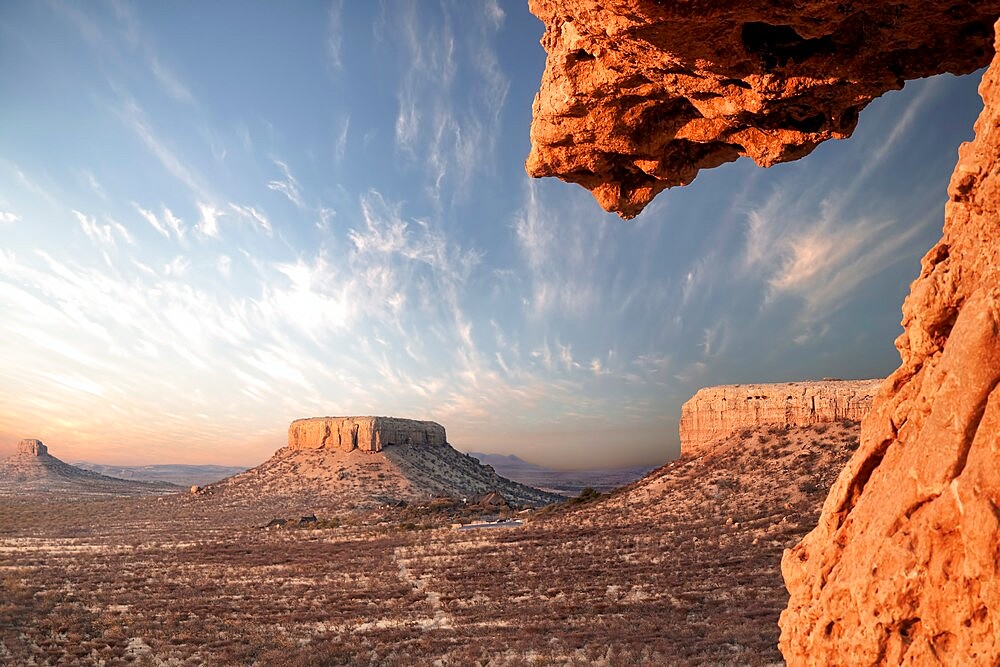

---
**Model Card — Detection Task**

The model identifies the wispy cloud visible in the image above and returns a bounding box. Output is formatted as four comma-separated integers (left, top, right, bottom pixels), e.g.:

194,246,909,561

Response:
327,0,345,71
743,187,927,326
116,98,208,200
196,202,222,238
134,204,184,240
387,1,509,203
0,211,20,224
267,159,306,209
228,203,272,234
73,210,133,251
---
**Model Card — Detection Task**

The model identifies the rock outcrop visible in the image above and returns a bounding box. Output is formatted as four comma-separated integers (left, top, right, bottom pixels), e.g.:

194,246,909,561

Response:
288,417,446,453
18,438,47,456
779,23,1000,664
679,379,881,457
525,0,1000,218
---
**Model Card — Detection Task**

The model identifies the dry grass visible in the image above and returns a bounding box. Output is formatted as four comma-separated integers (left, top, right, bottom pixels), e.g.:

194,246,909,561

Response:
0,422,859,666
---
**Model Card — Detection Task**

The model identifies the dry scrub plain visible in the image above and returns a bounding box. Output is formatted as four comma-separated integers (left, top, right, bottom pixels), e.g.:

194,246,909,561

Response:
0,423,859,666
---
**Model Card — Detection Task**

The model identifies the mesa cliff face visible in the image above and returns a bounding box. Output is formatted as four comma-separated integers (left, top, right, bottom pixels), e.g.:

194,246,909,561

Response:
679,380,881,456
528,2,1000,663
288,417,447,453
526,0,1000,218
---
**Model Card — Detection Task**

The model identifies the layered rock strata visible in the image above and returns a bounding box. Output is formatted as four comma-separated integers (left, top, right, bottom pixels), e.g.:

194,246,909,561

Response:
680,379,881,456
779,24,1000,664
288,417,446,453
526,0,1000,218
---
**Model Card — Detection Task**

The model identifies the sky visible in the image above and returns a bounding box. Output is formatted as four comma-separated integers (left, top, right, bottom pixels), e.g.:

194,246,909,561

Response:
0,1,986,470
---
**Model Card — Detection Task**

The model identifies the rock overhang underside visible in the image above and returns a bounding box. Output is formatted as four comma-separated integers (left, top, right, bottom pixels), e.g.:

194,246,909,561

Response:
525,0,1000,218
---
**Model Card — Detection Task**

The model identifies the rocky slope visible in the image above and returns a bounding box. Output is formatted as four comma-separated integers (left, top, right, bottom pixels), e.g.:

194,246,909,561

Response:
540,420,862,664
202,419,561,517
526,0,1000,218
679,379,881,456
779,22,1000,664
0,439,178,497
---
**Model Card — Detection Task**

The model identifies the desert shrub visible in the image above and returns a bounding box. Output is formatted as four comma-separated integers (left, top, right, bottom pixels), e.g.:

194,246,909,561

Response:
757,434,771,444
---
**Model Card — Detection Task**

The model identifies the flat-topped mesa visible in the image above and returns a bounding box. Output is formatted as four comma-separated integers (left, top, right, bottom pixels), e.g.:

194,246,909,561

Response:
18,439,48,456
288,417,446,453
679,379,882,457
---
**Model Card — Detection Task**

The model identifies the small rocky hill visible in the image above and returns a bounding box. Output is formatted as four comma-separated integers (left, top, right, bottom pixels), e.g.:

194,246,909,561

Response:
200,417,562,515
0,439,178,497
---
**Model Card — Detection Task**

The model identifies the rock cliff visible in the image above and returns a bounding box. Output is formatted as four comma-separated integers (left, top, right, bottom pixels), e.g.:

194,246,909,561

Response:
287,417,446,453
526,0,1000,218
679,379,881,456
528,2,1000,662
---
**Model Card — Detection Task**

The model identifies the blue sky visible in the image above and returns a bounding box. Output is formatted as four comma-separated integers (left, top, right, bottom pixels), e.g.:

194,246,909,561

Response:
0,1,985,469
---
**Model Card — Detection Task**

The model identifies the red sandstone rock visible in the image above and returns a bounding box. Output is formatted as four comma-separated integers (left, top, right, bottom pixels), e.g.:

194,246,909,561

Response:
679,379,881,457
526,0,1000,218
779,23,1000,663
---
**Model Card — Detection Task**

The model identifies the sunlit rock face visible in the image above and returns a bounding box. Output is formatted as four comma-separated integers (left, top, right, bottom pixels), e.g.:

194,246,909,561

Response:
679,380,881,457
525,0,999,218
287,417,447,453
779,24,1000,663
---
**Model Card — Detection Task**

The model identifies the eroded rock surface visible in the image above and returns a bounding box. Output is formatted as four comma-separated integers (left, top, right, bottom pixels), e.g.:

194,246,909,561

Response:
779,24,1000,663
526,0,999,218
680,379,881,456
288,417,447,453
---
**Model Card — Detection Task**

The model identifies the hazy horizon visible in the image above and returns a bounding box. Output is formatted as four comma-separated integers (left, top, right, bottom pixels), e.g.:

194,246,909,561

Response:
0,2,985,469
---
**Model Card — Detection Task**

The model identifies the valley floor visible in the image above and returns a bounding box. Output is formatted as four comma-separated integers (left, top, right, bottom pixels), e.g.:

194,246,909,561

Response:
0,423,859,666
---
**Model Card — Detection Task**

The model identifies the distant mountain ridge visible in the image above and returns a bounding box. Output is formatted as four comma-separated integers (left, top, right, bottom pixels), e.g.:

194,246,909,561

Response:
465,452,655,495
73,463,247,487
0,439,178,496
